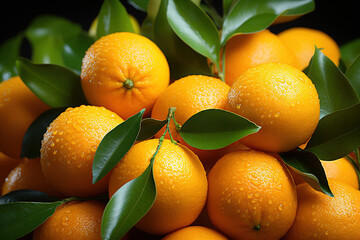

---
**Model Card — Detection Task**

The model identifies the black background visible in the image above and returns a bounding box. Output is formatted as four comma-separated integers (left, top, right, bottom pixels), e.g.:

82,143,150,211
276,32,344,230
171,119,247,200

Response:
0,0,358,51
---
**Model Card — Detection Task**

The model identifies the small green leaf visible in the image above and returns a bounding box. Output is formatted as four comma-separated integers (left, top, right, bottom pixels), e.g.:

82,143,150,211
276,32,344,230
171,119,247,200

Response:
280,150,333,197
92,110,144,184
340,38,360,69
0,201,63,240
221,0,315,45
167,0,220,68
307,47,359,119
96,0,134,39
21,108,66,159
16,57,87,108
128,0,150,11
137,118,167,141
101,161,156,240
346,56,360,98
305,103,360,160
0,190,59,205
25,15,83,65
180,109,260,150
0,33,23,82
62,32,95,74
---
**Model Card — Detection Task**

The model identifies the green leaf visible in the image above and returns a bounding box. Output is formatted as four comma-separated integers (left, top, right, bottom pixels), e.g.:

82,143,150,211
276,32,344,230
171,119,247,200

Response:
180,109,260,150
128,0,150,11
137,118,167,141
221,0,314,45
92,110,144,184
21,108,66,159
346,56,360,98
96,0,134,39
0,201,63,240
16,57,87,108
167,0,220,67
0,190,59,205
280,150,333,197
153,0,211,79
62,32,95,74
101,161,156,240
307,47,359,119
25,15,83,65
305,103,360,160
223,0,236,16
0,33,23,82
340,38,360,69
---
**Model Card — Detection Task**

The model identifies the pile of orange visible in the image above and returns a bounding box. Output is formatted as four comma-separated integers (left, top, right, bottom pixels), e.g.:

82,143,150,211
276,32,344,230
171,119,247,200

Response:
0,12,359,240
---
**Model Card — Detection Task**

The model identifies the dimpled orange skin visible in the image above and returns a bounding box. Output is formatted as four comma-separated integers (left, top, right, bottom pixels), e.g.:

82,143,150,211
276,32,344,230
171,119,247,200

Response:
40,105,124,197
283,179,360,240
0,76,50,158
161,226,229,240
227,62,320,153
2,158,60,197
0,152,20,188
278,27,341,69
81,32,170,119
33,200,105,240
108,139,208,235
207,150,297,240
224,30,299,86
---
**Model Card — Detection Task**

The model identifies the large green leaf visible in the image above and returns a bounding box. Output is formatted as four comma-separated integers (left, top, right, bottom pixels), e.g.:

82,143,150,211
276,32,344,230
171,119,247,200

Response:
307,47,359,119
167,0,221,69
92,110,144,184
21,108,66,159
101,158,156,240
127,0,150,11
180,109,260,150
346,56,360,98
0,33,23,82
221,0,314,45
96,0,134,39
340,38,360,69
137,118,167,141
280,150,333,197
25,15,83,65
16,57,87,108
305,103,360,160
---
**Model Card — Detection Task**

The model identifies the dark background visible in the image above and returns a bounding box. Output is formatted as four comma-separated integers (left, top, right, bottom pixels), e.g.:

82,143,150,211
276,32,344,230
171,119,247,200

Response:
0,0,358,50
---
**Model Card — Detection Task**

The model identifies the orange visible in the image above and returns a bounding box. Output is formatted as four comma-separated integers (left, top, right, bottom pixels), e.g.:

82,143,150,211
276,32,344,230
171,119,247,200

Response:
278,27,341,69
226,62,320,153
207,150,297,240
161,226,228,240
224,30,299,86
2,158,60,197
81,32,170,119
0,151,20,188
283,179,360,240
40,105,124,197
0,76,50,158
33,200,105,240
290,157,359,189
151,75,230,165
108,139,207,235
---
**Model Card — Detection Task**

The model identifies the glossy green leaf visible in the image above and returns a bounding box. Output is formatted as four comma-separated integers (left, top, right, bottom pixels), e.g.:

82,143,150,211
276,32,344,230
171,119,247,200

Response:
0,33,23,82
128,0,150,11
167,0,220,67
280,150,333,197
92,110,144,184
305,103,360,160
137,118,167,141
62,32,95,74
0,201,63,240
307,47,359,119
16,57,87,108
153,0,211,79
0,190,59,205
101,160,156,240
25,15,83,65
21,108,66,159
180,109,260,150
221,0,315,45
340,38,360,69
96,0,134,39
346,56,360,98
